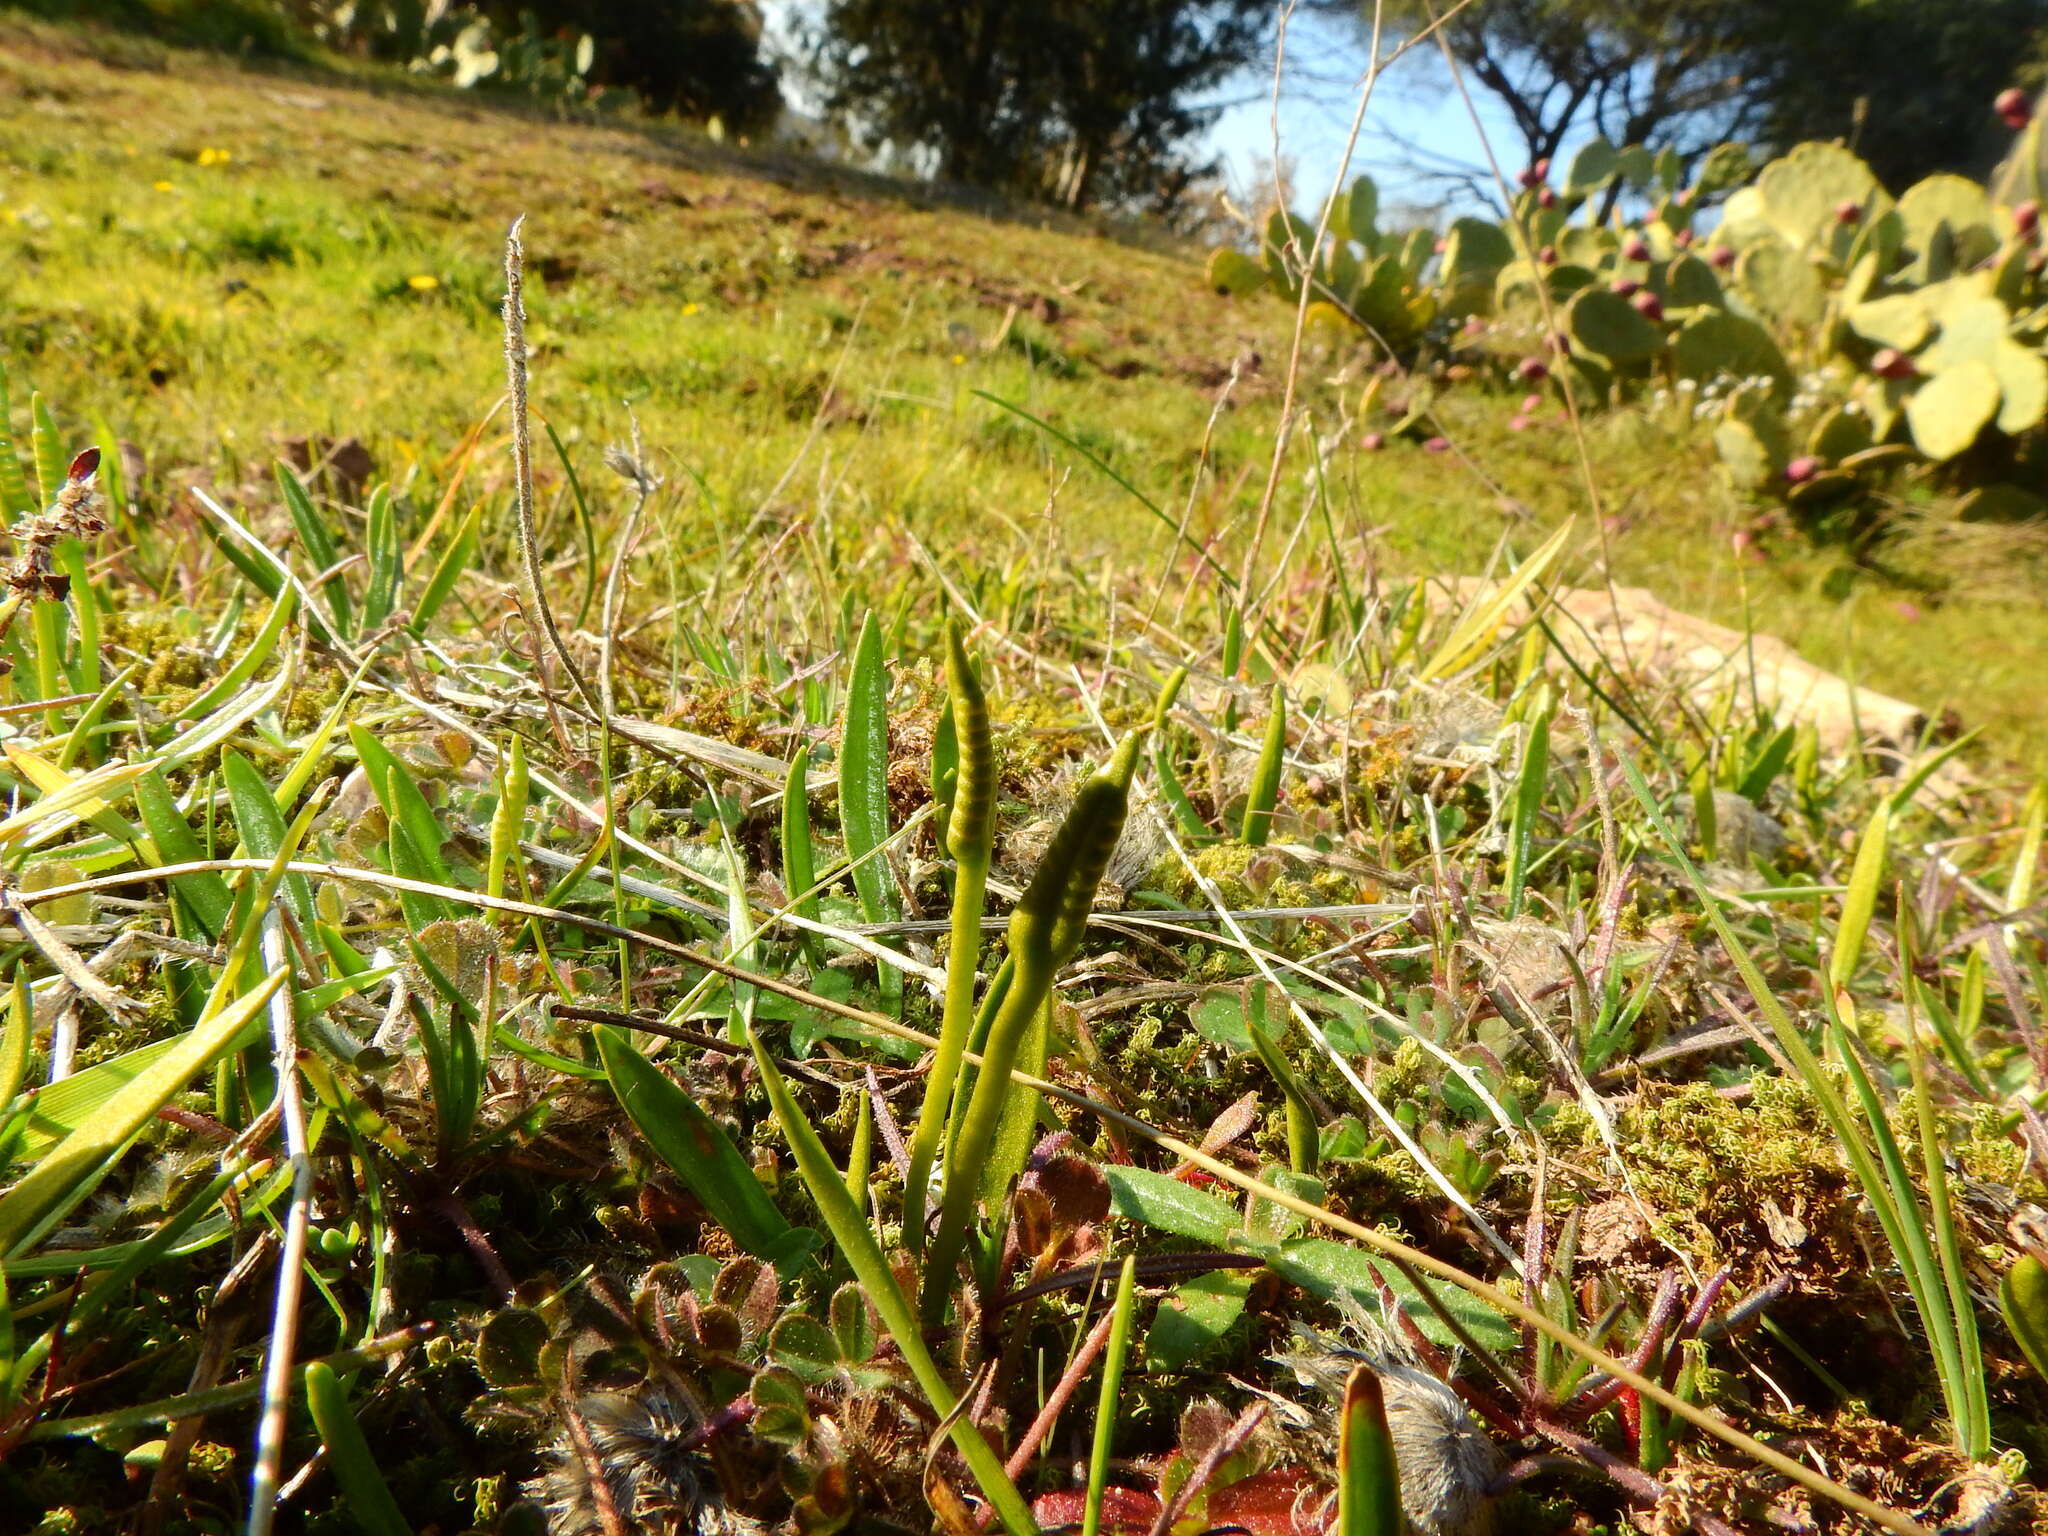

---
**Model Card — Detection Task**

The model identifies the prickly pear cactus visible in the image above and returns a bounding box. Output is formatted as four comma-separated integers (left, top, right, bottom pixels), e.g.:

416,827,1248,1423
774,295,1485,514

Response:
1198,119,2048,504
1565,287,1662,364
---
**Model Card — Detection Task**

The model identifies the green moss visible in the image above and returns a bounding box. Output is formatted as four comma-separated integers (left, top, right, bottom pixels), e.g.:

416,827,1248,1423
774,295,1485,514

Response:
1551,1076,1859,1285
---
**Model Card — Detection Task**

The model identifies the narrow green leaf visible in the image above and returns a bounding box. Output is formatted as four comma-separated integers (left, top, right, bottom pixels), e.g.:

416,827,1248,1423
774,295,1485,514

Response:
134,769,234,941
1337,1366,1405,1536
594,1026,815,1277
1902,914,1990,1457
361,485,400,634
1153,742,1211,843
348,724,455,893
747,1030,1036,1536
304,1362,410,1536
1503,704,1550,918
841,613,897,927
781,744,819,925
1082,1257,1140,1536
221,751,314,924
410,500,480,638
28,392,64,510
0,360,34,518
171,588,297,724
0,969,285,1256
1829,803,1889,997
2008,783,2046,914
277,463,351,639
1735,723,1797,804
0,970,27,1112
1241,685,1286,846
1417,520,1571,682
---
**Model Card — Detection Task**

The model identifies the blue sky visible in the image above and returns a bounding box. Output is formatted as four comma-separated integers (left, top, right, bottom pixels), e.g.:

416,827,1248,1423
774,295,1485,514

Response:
1198,5,1536,220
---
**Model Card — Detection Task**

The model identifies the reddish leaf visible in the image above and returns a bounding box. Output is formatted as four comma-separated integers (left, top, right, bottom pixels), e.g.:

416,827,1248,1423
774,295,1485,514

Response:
1202,1468,1329,1536
66,447,99,483
1031,1486,1163,1535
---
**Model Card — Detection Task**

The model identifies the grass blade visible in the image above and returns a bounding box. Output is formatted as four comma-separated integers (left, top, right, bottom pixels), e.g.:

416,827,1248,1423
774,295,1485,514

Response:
277,463,351,639
222,751,316,925
1503,698,1550,918
842,611,900,1004
410,500,481,638
361,484,400,634
1081,1256,1140,1536
1828,802,1890,1005
1416,520,1571,683
0,359,33,518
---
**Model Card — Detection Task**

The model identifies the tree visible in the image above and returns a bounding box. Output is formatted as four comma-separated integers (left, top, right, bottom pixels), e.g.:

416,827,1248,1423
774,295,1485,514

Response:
1423,0,1761,168
477,0,783,130
1751,0,2047,191
1347,0,2048,195
816,0,1269,213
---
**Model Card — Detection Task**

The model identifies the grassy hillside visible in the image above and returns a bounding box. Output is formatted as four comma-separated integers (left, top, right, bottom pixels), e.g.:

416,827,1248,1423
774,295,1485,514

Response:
0,17,2041,765
3,18,2048,1536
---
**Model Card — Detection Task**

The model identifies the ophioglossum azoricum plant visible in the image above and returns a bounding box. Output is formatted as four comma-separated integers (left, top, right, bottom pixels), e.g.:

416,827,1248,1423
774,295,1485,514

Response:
903,620,995,1241
923,727,1145,1323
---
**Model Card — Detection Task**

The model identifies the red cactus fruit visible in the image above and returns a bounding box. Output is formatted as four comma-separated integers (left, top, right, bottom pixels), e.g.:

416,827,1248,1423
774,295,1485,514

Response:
1623,234,1651,261
1870,347,1917,380
1515,356,1549,383
1707,244,1736,270
1998,87,2032,129
1360,431,1385,451
1784,456,1820,484
1630,289,1664,322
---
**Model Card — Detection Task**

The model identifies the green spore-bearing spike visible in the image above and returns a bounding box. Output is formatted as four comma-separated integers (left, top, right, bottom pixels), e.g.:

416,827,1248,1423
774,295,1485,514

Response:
943,622,995,862
903,622,998,1243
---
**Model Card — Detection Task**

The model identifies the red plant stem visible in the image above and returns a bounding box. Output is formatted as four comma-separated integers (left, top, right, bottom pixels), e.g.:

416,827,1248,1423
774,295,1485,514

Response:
991,1309,1118,1503
1563,1268,1683,1420
1661,1266,1733,1392
1530,1411,1666,1504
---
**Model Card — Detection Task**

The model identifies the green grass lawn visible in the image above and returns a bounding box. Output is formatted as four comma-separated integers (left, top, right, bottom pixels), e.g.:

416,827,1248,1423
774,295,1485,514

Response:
0,14,2042,770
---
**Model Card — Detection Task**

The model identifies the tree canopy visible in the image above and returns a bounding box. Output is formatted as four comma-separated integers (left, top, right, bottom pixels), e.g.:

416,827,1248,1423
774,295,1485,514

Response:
478,0,783,130
816,0,1269,213
1357,0,2048,194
